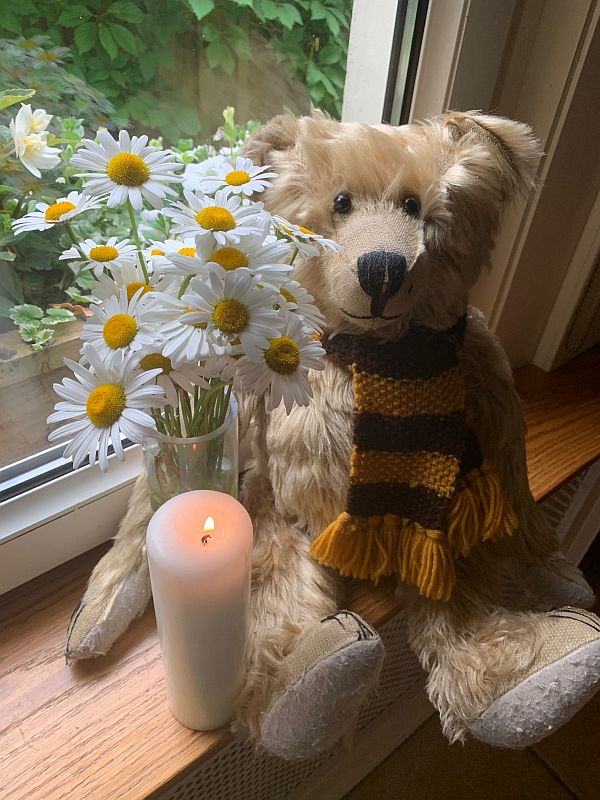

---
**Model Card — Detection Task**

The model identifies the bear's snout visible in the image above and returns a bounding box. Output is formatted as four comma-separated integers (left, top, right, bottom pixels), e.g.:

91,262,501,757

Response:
357,250,406,317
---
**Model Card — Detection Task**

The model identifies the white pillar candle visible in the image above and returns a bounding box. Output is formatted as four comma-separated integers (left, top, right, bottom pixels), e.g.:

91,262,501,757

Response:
146,490,253,730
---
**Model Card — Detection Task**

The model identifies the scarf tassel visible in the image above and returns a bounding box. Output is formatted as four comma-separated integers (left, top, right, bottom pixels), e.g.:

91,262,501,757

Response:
309,514,457,601
446,461,518,558
309,462,517,602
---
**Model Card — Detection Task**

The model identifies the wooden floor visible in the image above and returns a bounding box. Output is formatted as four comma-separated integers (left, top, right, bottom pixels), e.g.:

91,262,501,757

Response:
344,535,600,800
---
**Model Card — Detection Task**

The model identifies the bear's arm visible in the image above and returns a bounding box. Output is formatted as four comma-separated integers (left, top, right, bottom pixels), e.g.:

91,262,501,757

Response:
265,358,355,537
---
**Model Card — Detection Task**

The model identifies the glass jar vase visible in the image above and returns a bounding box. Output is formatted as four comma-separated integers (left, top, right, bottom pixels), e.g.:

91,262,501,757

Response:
143,395,238,510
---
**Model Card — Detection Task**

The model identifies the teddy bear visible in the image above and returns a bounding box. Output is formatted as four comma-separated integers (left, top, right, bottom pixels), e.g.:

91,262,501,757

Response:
66,110,600,761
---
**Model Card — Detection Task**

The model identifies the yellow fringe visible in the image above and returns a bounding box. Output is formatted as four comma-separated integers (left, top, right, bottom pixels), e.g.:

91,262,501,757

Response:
309,513,456,601
446,461,518,557
309,462,517,602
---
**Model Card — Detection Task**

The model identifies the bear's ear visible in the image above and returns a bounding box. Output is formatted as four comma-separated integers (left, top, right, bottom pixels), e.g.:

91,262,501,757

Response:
241,113,299,166
443,111,542,200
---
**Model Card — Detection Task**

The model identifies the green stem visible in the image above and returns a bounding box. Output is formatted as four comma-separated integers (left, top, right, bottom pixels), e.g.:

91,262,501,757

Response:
64,222,81,248
126,199,150,282
289,245,299,265
178,274,193,299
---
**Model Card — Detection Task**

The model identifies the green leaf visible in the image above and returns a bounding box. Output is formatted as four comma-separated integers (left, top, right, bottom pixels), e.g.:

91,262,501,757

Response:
206,41,235,74
41,308,76,325
9,304,44,325
1,9,20,33
74,22,97,55
260,0,280,20
0,89,36,111
318,43,341,66
65,287,93,304
99,23,118,60
13,0,36,13
188,0,215,21
276,3,303,28
32,329,54,349
0,185,15,194
57,5,91,27
19,323,43,341
310,0,327,20
0,250,16,261
109,22,138,54
107,0,145,24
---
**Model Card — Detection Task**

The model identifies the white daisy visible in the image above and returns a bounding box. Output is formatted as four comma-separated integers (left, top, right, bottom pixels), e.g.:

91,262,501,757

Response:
165,188,265,246
70,129,183,209
196,230,293,288
183,155,232,192
59,237,138,279
184,269,283,361
151,238,206,276
272,214,341,260
235,315,325,413
159,295,214,367
277,280,325,332
10,103,61,177
48,345,165,471
197,155,277,196
136,347,209,407
90,261,178,303
81,287,162,362
11,191,102,236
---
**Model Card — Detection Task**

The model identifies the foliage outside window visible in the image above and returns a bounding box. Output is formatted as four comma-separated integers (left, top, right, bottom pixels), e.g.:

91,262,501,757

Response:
0,0,352,469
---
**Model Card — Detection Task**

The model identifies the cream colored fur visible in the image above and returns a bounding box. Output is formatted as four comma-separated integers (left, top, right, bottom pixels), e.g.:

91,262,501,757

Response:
68,110,596,749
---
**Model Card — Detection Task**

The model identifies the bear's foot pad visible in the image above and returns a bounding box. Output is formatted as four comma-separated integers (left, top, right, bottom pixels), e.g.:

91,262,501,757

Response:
470,608,600,748
260,610,385,761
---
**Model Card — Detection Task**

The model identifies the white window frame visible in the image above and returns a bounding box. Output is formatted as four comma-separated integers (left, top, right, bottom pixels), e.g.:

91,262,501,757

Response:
0,446,141,594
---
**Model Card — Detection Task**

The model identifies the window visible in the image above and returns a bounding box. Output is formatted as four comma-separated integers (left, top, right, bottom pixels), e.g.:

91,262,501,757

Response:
0,0,353,479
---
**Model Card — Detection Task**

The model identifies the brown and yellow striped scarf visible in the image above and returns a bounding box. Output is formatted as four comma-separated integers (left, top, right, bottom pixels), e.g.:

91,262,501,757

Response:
309,317,517,601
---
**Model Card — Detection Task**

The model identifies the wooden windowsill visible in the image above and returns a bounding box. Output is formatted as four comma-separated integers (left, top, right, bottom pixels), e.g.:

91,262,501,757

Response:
1,345,600,800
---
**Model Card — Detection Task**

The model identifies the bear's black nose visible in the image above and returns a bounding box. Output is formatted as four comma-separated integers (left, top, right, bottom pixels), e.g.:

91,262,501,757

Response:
357,250,407,317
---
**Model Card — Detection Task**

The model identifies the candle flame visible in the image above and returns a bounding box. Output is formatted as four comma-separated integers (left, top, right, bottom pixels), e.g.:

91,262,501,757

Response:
203,516,215,533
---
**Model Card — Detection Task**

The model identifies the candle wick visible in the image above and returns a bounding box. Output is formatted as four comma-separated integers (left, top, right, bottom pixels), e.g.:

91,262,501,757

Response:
201,534,212,546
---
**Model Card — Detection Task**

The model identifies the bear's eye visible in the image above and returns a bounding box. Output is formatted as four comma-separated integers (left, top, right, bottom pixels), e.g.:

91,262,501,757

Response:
333,193,352,214
402,196,420,217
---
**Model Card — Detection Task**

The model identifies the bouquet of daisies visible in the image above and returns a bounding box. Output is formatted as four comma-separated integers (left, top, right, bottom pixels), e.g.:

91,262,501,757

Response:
11,118,340,472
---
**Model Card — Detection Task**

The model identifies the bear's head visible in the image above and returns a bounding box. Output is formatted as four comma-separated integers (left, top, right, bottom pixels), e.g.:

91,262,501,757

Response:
243,111,541,338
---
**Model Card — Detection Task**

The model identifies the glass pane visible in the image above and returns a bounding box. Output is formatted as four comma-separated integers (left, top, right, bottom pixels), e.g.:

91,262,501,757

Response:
0,2,353,473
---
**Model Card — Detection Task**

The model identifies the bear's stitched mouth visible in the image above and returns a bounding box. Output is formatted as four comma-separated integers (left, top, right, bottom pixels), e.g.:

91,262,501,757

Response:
340,307,404,321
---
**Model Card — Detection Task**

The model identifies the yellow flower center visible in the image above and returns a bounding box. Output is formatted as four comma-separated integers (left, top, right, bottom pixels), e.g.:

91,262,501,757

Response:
89,245,119,262
213,299,250,335
299,226,316,236
196,206,236,231
264,336,300,375
177,247,196,257
22,133,46,157
210,247,249,271
279,287,297,304
150,248,165,256
140,353,172,374
44,201,76,222
103,313,138,349
106,152,150,187
126,282,153,302
225,170,251,186
86,384,126,428
38,51,59,62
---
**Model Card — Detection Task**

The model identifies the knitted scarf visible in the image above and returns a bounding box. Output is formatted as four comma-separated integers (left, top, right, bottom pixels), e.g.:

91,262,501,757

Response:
309,317,517,601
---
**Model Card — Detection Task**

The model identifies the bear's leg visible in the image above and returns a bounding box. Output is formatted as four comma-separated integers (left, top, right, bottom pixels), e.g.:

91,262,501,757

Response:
65,473,152,661
407,545,600,748
236,469,384,761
